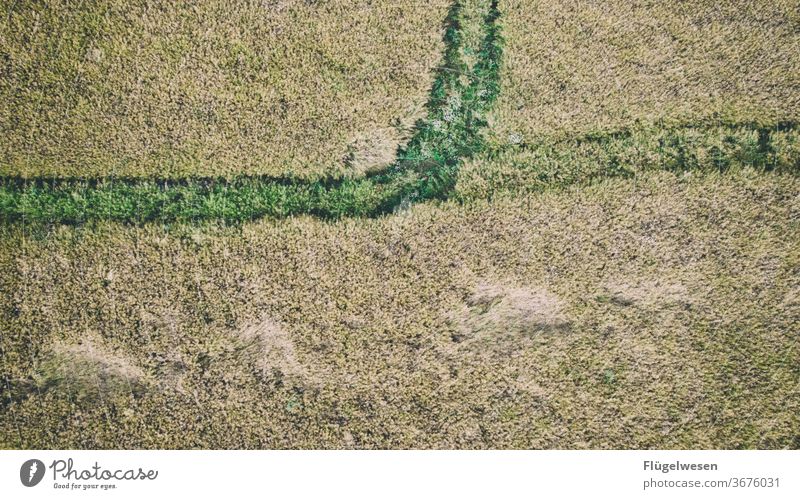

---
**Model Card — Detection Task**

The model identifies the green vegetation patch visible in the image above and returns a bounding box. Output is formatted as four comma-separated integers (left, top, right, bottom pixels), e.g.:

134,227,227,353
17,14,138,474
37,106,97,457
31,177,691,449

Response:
458,123,800,199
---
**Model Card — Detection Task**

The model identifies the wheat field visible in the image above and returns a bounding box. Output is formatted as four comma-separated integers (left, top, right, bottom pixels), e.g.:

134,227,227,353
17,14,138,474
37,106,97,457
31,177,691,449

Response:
0,1,798,450
0,0,449,179
1,169,798,448
489,0,800,145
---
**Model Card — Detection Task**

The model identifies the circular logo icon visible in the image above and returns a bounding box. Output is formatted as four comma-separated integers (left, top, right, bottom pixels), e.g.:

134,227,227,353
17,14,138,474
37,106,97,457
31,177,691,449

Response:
20,459,45,487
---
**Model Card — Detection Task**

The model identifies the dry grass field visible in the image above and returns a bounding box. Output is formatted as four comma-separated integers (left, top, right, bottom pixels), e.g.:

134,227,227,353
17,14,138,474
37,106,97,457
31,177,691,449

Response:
0,0,798,451
2,169,798,449
489,0,800,144
0,0,449,179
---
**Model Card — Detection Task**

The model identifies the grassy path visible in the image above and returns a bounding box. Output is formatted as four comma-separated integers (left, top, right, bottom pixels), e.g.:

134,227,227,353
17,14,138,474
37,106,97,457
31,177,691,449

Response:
0,1,503,224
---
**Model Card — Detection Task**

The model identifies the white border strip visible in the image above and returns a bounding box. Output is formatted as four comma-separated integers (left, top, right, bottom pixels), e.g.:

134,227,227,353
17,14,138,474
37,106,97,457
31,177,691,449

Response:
1,450,797,498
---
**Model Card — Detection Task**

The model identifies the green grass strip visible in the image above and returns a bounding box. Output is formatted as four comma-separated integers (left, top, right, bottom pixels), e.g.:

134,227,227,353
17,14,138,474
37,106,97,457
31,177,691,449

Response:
456,122,800,200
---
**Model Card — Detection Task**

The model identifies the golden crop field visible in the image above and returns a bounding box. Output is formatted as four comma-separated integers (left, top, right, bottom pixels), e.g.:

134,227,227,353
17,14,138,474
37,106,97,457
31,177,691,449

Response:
0,0,450,179
489,0,800,144
1,0,798,453
2,169,798,448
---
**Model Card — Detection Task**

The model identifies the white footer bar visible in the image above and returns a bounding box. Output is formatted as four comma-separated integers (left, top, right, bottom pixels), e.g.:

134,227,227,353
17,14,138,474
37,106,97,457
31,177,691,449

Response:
2,450,797,498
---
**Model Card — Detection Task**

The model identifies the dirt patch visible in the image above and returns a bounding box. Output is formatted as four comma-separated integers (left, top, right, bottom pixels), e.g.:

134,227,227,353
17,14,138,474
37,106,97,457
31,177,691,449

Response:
451,281,571,354
54,339,145,380
345,128,403,177
343,98,425,178
469,282,569,331
35,337,148,400
238,317,310,384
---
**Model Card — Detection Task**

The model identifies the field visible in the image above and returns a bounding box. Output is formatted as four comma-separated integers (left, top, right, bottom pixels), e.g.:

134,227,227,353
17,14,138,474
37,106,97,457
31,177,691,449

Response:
0,0,450,179
0,0,798,450
2,170,798,449
489,0,800,145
